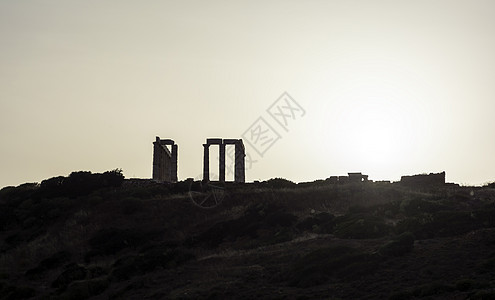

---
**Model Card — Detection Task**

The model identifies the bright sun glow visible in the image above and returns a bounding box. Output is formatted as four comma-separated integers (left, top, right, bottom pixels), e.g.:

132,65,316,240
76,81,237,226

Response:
327,72,429,178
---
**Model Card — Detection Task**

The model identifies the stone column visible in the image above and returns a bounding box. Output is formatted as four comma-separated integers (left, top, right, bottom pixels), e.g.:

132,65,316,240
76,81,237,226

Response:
152,138,161,181
171,144,178,182
203,144,209,182
234,141,246,183
219,142,226,182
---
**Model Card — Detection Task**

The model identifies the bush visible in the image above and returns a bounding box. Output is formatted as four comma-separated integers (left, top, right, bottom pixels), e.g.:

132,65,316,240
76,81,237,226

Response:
52,263,88,290
111,247,195,281
25,251,71,279
411,281,454,297
296,212,335,234
38,169,124,198
261,178,296,189
264,211,297,227
0,204,16,231
334,214,391,239
379,232,415,257
401,199,447,216
191,203,297,248
0,183,39,206
60,278,109,299
485,182,495,188
288,246,376,287
477,257,495,273
455,279,476,291
397,209,495,239
471,290,495,300
388,291,412,300
120,197,144,215
1,285,36,299
86,228,158,260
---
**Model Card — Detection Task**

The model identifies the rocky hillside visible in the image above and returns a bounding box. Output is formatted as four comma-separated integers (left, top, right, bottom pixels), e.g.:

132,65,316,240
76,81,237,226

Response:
1,172,495,299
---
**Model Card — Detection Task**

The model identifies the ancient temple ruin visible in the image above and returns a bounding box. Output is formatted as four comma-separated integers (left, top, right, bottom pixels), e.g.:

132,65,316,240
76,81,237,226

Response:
203,138,245,183
327,172,369,184
152,137,178,182
400,171,445,187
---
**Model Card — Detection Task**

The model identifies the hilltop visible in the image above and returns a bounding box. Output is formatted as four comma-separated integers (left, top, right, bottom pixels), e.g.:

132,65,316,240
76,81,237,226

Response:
1,171,495,299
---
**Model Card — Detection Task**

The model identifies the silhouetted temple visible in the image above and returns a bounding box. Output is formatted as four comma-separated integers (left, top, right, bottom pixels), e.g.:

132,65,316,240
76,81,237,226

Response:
152,137,178,182
203,138,245,183
151,137,246,183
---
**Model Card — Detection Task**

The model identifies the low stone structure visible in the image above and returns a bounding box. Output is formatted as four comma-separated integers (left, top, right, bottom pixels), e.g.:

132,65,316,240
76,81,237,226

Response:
203,138,245,183
152,137,178,182
327,176,339,184
327,173,369,184
348,172,369,183
400,171,445,186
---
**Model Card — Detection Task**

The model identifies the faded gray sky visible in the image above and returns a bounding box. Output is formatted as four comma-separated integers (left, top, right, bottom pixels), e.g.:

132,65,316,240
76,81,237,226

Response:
1,0,494,187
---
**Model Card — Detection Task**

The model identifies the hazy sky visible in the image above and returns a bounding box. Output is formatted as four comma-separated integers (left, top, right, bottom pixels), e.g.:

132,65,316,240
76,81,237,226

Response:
1,0,494,188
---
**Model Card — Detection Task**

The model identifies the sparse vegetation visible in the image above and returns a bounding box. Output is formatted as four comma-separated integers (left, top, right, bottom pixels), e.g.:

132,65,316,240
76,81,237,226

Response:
378,232,415,257
334,214,391,239
1,174,495,298
288,246,377,287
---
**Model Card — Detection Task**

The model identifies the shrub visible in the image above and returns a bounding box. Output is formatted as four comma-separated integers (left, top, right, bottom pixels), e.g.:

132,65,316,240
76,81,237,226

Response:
25,250,71,279
401,199,447,216
111,247,195,281
288,246,376,287
379,232,415,257
86,228,158,260
191,203,297,248
395,217,430,238
471,290,495,300
411,281,454,297
296,212,335,233
1,285,36,299
52,263,88,290
334,214,391,239
61,278,109,299
38,169,124,199
455,278,477,291
0,183,38,206
261,178,296,189
477,257,495,274
0,204,16,231
396,209,495,239
485,182,495,188
120,197,144,215
264,211,297,227
388,291,412,300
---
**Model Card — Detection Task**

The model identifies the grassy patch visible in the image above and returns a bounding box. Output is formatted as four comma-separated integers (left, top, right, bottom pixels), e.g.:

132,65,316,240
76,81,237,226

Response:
378,232,415,257
288,246,377,287
111,247,195,281
411,281,454,297
296,212,335,234
0,284,36,299
396,209,495,239
334,214,391,239
25,250,71,279
85,227,159,261
190,203,298,248
52,263,88,290
58,278,109,300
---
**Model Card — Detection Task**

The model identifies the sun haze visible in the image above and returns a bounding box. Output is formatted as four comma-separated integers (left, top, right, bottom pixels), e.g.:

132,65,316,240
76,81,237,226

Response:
1,1,494,187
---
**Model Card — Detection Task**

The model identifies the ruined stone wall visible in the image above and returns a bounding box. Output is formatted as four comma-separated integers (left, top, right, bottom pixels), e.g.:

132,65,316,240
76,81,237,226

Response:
326,173,368,184
152,137,178,182
400,171,445,186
